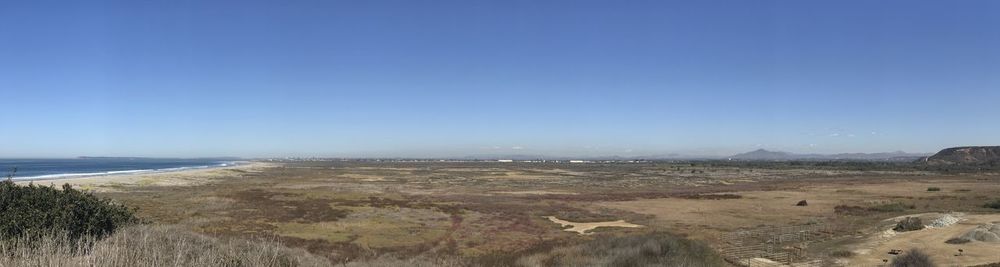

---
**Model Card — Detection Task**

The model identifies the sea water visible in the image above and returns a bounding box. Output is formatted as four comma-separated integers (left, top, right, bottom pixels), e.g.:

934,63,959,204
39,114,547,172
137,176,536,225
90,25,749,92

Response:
0,158,240,180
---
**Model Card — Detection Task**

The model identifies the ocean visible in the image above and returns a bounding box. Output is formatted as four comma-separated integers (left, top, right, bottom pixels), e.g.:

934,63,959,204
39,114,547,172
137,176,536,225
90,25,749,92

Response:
0,158,239,180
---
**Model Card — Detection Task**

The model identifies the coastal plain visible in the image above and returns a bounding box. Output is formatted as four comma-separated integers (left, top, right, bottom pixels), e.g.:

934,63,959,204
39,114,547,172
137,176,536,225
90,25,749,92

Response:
38,161,1000,266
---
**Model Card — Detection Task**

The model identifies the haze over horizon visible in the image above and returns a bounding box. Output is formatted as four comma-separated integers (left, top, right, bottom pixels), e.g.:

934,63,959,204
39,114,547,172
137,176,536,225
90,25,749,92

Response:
2,1,998,158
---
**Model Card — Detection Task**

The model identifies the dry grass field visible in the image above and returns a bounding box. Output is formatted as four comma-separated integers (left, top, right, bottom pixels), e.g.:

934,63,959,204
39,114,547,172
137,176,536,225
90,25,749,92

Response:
40,161,1000,266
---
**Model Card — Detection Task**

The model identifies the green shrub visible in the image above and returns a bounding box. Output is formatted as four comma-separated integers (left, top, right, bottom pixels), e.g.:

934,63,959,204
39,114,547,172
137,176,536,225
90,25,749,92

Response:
945,237,970,244
890,248,934,267
893,217,925,232
0,180,138,242
830,249,855,258
926,187,941,192
984,199,1000,210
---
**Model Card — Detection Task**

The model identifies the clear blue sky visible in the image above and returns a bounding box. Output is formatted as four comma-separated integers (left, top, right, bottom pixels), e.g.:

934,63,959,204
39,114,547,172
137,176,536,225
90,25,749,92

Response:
1,0,998,158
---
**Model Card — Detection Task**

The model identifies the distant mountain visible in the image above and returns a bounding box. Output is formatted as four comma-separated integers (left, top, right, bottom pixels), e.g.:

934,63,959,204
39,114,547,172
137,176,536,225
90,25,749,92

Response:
729,149,929,161
730,149,796,160
921,146,1000,165
459,149,930,162
460,154,557,160
460,153,718,161
824,151,929,161
636,153,719,160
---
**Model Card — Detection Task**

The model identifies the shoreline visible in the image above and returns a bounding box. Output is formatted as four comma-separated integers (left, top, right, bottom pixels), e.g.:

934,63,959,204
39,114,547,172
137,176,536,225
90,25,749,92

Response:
11,161,250,182
14,161,272,191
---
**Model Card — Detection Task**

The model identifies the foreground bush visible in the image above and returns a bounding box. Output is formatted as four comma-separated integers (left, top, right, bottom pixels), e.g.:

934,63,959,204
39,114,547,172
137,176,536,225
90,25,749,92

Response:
0,225,330,267
984,199,1000,210
516,232,725,267
890,248,934,267
894,217,925,232
945,237,970,244
0,180,138,241
829,249,855,258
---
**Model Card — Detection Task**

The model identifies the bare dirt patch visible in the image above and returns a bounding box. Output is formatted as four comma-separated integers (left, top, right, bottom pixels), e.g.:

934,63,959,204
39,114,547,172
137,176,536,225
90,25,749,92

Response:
544,216,643,235
847,214,1000,266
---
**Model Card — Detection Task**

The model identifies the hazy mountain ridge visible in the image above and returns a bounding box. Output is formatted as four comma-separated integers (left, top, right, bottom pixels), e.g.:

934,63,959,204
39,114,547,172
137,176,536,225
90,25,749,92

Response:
921,146,1000,165
458,149,931,161
460,154,700,161
730,149,929,161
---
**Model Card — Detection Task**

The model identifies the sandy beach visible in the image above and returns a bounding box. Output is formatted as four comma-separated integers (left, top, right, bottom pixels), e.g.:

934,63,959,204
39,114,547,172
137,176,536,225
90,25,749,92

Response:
15,162,272,192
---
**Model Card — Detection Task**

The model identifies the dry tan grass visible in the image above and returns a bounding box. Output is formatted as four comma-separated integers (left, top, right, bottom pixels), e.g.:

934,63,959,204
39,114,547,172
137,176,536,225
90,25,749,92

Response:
0,225,330,267
0,223,719,267
516,232,725,267
597,179,1000,239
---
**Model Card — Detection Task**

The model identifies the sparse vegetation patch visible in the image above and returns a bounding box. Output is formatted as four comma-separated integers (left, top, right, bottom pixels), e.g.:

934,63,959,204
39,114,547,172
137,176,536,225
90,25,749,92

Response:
676,193,742,200
894,217,925,232
871,203,914,213
890,248,934,267
516,233,725,267
830,249,855,258
835,202,915,216
984,199,1000,210
945,237,971,244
